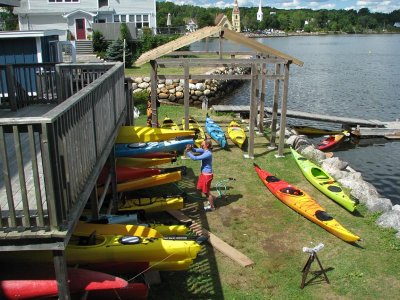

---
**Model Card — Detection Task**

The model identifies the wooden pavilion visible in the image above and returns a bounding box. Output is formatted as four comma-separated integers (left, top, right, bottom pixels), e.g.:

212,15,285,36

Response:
135,26,303,157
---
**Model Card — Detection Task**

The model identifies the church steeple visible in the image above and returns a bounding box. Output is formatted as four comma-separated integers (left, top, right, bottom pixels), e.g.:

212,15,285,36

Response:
257,0,263,22
232,0,241,32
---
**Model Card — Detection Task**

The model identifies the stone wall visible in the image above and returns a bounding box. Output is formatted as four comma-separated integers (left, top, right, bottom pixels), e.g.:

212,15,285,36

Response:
131,66,250,107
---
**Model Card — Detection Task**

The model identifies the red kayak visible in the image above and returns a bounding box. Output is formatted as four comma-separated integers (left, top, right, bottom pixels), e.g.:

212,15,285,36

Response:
85,282,148,300
317,130,349,151
97,165,186,185
0,267,128,300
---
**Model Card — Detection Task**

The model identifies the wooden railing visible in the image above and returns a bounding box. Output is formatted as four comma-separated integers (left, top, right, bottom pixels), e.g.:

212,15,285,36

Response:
0,62,128,237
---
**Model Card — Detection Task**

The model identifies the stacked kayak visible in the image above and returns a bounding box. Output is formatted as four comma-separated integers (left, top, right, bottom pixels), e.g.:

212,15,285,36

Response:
0,266,127,300
97,165,186,185
292,125,342,136
290,148,357,212
317,130,349,151
115,139,193,157
118,194,185,213
253,163,360,242
116,125,194,143
205,114,227,148
182,116,205,148
117,156,177,168
85,282,148,300
227,120,247,148
97,171,182,194
161,117,180,131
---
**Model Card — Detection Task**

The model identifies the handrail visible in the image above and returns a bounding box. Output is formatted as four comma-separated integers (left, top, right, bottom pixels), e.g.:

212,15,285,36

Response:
0,62,126,234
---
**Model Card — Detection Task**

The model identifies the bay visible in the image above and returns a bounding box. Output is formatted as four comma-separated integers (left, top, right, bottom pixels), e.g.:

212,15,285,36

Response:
191,34,400,205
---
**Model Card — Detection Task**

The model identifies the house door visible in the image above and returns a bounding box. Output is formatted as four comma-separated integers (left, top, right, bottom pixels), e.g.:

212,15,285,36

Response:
75,19,86,40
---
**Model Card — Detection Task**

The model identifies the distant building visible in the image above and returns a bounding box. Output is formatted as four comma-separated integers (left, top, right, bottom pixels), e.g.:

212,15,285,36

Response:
186,18,198,32
232,0,240,32
257,0,263,22
270,11,276,15
215,13,233,30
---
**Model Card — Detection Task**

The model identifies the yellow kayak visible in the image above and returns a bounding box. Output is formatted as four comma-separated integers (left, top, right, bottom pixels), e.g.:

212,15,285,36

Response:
75,221,190,237
97,171,182,194
181,117,205,148
116,126,194,143
116,156,177,168
118,195,185,213
227,120,247,148
161,117,180,131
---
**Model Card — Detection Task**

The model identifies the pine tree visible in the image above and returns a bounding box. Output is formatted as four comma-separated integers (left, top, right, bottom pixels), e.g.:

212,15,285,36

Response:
105,39,132,67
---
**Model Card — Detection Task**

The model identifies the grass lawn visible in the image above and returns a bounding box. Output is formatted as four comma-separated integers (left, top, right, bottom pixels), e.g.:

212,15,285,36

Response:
130,104,400,300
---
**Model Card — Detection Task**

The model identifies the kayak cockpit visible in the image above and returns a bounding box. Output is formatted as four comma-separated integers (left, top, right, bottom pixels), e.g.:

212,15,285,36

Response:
280,186,303,196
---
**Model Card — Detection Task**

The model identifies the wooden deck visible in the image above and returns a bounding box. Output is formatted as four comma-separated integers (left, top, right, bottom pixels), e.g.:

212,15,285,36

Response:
211,105,385,127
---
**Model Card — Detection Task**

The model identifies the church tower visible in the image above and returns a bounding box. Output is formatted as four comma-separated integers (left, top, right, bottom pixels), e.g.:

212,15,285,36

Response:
232,0,241,32
257,0,263,22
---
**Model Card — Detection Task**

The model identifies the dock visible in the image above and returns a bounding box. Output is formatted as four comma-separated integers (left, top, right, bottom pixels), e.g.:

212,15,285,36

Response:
211,105,400,139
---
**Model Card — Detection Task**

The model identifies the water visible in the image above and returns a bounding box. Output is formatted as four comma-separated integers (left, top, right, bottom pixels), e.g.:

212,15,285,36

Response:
191,35,400,205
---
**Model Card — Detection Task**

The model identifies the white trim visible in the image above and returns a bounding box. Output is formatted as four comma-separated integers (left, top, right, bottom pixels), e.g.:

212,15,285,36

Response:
35,37,43,63
63,9,96,18
0,30,64,39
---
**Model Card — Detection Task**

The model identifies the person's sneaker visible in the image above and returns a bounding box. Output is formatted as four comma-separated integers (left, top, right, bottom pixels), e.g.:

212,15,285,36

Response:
204,205,215,212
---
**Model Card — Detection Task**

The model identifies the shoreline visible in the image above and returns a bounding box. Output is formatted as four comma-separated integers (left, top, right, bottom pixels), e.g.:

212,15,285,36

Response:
243,31,400,38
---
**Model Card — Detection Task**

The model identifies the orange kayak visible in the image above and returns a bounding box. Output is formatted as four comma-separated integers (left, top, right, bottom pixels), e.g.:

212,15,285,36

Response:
253,163,360,243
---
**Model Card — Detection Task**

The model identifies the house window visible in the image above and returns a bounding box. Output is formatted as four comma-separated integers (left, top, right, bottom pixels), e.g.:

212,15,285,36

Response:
121,15,126,23
98,0,108,8
129,15,135,22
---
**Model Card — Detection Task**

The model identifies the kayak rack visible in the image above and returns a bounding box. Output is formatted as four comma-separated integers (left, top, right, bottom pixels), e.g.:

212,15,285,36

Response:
300,243,330,289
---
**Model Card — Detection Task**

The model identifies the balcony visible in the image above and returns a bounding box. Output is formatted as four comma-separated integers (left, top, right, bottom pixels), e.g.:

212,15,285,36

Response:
0,62,132,251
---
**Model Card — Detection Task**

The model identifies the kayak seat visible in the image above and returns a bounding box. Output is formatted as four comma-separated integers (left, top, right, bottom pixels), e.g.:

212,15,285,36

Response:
315,210,333,221
78,231,97,246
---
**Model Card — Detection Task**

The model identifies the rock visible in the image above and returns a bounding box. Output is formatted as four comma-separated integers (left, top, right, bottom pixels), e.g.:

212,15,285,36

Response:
189,83,196,90
132,83,138,90
168,88,176,94
286,135,298,147
133,77,143,84
300,146,326,162
176,86,184,92
143,77,151,83
347,179,381,204
321,157,349,171
195,83,205,90
138,82,149,89
160,87,169,94
133,88,143,94
168,94,176,102
175,91,184,98
157,84,165,89
166,84,175,90
158,93,169,99
204,89,211,95
165,79,173,85
365,197,393,213
158,79,166,84
194,90,203,96
376,207,400,232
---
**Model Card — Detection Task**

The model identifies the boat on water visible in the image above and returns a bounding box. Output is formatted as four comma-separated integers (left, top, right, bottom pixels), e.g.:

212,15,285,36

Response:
253,163,361,242
161,117,180,131
227,120,247,148
317,130,349,151
115,139,193,157
116,125,194,143
0,266,127,300
118,194,185,213
291,125,342,136
205,114,227,148
290,148,357,212
182,116,205,148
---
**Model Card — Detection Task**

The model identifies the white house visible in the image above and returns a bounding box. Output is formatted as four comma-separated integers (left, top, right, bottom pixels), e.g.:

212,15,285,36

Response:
13,0,157,41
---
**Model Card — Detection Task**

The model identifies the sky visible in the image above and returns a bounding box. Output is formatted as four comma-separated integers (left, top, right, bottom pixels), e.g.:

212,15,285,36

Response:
158,0,400,14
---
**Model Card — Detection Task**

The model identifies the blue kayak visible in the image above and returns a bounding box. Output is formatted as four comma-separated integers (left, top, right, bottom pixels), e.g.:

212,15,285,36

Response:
205,115,227,148
115,139,194,157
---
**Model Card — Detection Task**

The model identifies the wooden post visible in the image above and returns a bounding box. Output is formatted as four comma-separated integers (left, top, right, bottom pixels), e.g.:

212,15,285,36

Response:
245,63,257,159
5,65,17,111
259,62,267,132
276,62,290,157
150,60,158,127
219,32,223,60
53,250,70,300
184,61,190,130
124,77,134,125
270,63,281,149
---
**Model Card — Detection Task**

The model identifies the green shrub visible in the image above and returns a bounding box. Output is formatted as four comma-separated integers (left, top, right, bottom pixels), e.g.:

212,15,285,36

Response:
133,90,149,115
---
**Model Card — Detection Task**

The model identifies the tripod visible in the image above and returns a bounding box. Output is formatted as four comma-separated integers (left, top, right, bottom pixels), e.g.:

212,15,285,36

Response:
300,250,330,289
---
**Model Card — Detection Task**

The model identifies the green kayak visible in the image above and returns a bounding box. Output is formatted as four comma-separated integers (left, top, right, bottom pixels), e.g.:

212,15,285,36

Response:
290,147,357,212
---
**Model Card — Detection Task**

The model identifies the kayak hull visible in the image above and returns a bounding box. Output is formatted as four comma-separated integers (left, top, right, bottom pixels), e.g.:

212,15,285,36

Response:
115,139,194,157
254,164,360,242
227,120,247,148
205,115,227,148
116,126,194,143
182,117,205,148
118,195,185,213
290,148,356,212
116,156,176,168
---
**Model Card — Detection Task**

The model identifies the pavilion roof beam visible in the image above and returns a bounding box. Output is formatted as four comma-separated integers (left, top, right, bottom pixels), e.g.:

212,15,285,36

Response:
156,58,288,67
156,74,285,81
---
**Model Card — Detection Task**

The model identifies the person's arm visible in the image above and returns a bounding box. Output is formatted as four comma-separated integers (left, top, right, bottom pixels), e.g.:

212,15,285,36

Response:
187,149,211,161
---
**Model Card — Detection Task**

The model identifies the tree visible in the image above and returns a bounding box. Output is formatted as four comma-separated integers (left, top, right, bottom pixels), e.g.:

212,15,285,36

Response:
92,30,108,53
105,39,132,67
0,7,18,30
